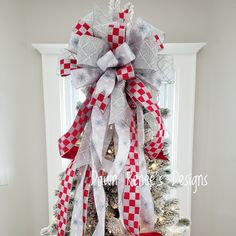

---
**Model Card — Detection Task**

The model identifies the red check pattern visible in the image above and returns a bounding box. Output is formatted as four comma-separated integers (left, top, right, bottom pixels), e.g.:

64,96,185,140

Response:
123,117,140,236
82,166,92,232
116,63,135,81
107,23,126,50
154,34,164,51
60,20,93,78
58,86,94,159
119,8,129,22
57,160,77,236
74,20,93,37
60,58,78,77
89,92,110,112
107,22,136,82
127,78,167,160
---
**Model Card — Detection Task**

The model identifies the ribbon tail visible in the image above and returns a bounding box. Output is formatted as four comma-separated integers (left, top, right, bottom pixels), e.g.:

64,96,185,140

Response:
107,80,132,179
70,121,93,235
57,160,77,236
122,116,141,236
127,78,167,160
91,104,110,164
70,165,92,236
60,57,78,77
101,121,114,172
58,86,95,159
90,71,116,165
90,143,106,236
136,105,155,232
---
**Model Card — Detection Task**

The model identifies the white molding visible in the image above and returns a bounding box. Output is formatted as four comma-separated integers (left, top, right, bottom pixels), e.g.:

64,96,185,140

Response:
160,43,206,55
38,54,64,221
32,44,68,55
33,43,206,55
172,54,197,236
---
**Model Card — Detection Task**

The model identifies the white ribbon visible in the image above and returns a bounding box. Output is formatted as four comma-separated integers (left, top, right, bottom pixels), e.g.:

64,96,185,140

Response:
71,122,92,236
137,104,155,232
107,80,132,179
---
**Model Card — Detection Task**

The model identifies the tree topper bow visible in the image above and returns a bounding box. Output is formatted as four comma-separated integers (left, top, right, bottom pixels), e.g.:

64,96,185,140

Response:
56,1,169,236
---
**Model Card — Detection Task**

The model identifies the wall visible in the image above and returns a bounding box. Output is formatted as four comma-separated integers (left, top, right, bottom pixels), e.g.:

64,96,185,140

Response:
192,1,236,235
0,0,48,235
0,0,236,235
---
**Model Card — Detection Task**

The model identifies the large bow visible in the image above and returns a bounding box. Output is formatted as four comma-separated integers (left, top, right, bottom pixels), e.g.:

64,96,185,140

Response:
56,2,174,236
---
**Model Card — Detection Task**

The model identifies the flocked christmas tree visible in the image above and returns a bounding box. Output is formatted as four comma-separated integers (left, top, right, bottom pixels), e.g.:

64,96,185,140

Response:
41,108,190,236
41,94,191,236
41,1,190,235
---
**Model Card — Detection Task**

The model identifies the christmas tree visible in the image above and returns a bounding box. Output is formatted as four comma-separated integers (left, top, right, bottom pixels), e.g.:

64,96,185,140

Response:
41,1,190,235
41,110,190,236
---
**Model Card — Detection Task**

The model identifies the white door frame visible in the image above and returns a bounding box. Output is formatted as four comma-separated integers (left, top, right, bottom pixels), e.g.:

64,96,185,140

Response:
33,43,206,230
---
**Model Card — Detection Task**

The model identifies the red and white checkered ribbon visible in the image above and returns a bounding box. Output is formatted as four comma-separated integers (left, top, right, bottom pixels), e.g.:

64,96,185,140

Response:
60,58,78,77
127,78,167,160
108,22,126,50
119,8,129,22
154,34,164,51
106,22,142,235
108,22,136,81
57,160,77,236
89,92,110,112
87,22,136,113
58,86,94,159
74,19,93,37
57,88,94,236
123,117,141,236
69,164,93,236
116,64,135,81
82,166,92,228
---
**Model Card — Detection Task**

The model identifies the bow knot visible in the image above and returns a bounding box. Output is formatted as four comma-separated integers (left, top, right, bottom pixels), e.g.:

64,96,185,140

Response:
97,42,136,81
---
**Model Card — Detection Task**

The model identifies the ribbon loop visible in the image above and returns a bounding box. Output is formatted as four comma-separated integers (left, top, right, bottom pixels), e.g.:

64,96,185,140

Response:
108,22,126,50
77,35,108,68
114,42,136,65
97,42,135,72
116,63,135,81
60,58,78,77
97,50,118,71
